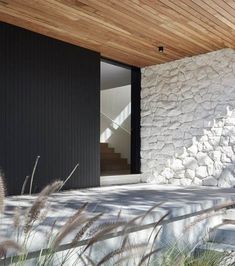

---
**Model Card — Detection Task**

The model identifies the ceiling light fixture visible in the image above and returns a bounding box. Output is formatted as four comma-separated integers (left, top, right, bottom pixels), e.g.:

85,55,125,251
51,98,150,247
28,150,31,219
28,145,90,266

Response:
158,46,164,53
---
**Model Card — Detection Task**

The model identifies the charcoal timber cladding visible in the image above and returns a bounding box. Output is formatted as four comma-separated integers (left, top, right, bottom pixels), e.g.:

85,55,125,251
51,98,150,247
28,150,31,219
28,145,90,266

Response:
0,22,100,195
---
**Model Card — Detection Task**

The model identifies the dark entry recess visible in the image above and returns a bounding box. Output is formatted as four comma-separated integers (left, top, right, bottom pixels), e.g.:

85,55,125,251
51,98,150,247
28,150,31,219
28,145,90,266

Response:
0,22,100,195
101,58,141,175
131,67,141,174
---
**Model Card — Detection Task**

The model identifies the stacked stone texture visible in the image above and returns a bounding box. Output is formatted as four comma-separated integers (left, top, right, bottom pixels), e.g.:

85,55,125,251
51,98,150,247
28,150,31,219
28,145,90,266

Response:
141,48,235,187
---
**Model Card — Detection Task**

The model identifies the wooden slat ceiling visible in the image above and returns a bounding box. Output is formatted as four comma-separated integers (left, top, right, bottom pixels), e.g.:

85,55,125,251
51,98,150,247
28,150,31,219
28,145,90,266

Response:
1,0,235,67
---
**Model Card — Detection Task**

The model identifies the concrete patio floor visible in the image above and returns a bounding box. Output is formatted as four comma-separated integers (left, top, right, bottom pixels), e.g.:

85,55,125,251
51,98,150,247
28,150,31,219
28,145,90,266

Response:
4,183,235,221
1,183,235,260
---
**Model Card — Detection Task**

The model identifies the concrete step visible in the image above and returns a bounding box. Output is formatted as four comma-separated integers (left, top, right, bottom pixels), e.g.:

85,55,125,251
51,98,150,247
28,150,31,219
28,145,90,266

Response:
196,242,235,254
223,219,235,225
209,224,235,245
101,169,131,176
223,209,235,221
100,174,140,186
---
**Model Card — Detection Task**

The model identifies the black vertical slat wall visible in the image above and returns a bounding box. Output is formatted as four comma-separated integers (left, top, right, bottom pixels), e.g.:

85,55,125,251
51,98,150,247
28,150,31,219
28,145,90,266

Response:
0,22,100,195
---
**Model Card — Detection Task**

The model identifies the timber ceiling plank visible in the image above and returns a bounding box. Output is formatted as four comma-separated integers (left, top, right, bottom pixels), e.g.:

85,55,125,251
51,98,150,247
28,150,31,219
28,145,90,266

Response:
163,0,235,45
123,0,222,51
55,0,190,59
1,0,235,67
78,0,207,55
163,0,233,46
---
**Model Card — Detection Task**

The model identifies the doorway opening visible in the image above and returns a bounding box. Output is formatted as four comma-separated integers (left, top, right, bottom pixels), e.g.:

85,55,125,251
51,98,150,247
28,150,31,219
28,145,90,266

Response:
100,60,131,176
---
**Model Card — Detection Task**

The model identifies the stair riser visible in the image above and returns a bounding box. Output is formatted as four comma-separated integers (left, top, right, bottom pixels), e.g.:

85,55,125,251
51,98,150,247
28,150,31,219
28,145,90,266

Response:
101,161,128,167
101,164,130,171
101,158,127,164
100,143,108,147
194,247,222,258
195,243,235,256
101,147,115,153
101,153,121,159
100,143,129,173
209,229,235,245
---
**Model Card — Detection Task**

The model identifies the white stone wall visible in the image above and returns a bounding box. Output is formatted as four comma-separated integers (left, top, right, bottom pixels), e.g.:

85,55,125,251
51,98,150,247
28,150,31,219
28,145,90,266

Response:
141,48,235,187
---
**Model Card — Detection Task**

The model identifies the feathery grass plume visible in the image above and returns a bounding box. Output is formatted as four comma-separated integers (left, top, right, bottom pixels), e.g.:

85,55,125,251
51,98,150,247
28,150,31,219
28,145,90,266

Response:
88,219,124,237
0,167,5,214
179,204,233,249
83,221,127,254
13,207,21,229
25,180,63,232
62,202,88,228
184,210,224,232
96,243,146,266
147,211,170,244
213,200,235,211
91,210,138,237
13,207,21,243
116,209,122,221
114,250,152,266
53,214,87,249
29,155,40,195
79,255,87,266
118,211,142,249
138,203,163,225
153,218,169,249
184,248,226,266
138,247,162,266
120,234,130,249
121,203,163,237
72,213,103,246
84,255,96,266
219,251,235,266
121,203,163,249
60,163,79,190
46,220,57,244
174,254,186,266
52,203,89,249
21,176,29,195
113,255,134,265
144,211,170,265
0,240,21,258
39,180,64,197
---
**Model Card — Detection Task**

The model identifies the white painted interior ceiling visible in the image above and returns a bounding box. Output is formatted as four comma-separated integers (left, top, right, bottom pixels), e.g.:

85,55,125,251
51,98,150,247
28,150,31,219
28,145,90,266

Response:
101,61,131,90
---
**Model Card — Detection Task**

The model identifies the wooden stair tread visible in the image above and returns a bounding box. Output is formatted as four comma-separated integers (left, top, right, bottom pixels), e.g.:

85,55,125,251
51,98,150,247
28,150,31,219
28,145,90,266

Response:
100,143,129,173
100,144,115,153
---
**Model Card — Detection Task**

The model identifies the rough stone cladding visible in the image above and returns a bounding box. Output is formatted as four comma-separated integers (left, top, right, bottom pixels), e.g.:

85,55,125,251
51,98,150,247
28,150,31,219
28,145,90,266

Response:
141,48,235,187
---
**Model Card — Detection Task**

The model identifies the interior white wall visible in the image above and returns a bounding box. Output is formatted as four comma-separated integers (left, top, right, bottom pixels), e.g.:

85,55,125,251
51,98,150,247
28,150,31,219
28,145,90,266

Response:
101,61,131,90
100,85,131,163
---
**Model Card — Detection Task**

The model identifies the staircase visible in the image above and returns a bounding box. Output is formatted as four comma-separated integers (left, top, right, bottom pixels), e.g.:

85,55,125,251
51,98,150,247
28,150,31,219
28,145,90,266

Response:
195,208,235,264
100,143,130,176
